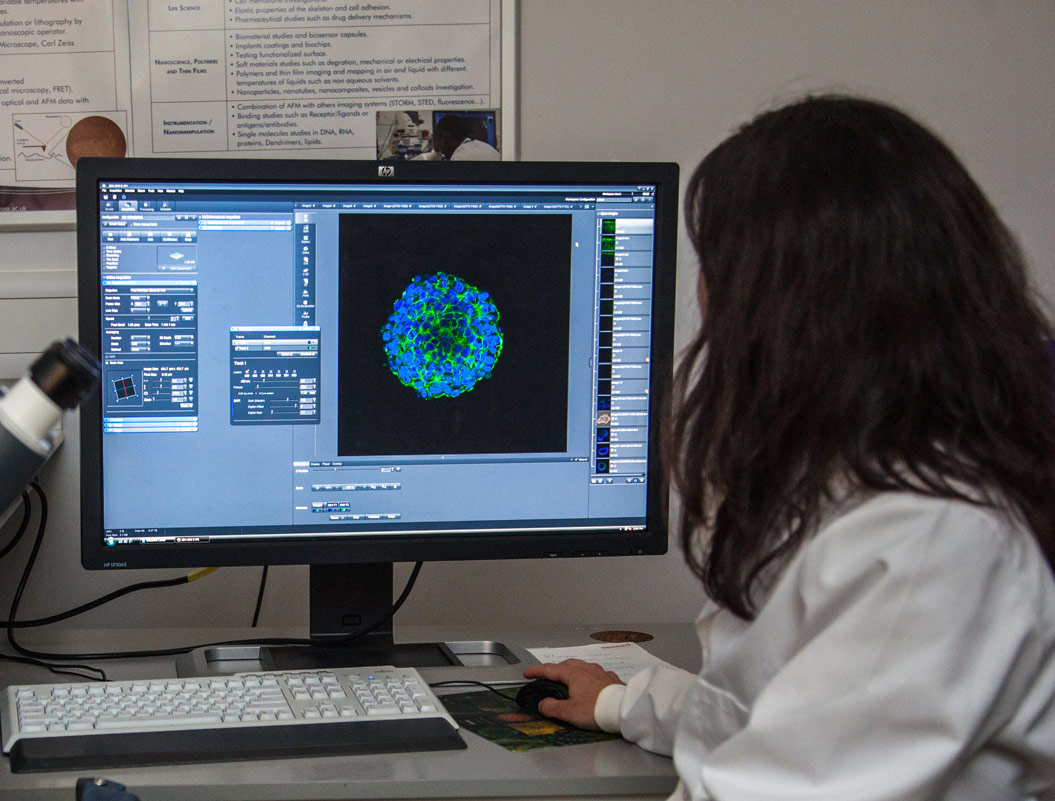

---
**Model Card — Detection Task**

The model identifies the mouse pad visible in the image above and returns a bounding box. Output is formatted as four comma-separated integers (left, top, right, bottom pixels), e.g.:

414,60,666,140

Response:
440,690,621,751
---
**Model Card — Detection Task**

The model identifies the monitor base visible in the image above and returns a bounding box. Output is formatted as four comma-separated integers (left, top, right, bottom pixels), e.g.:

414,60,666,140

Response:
260,641,455,671
174,639,524,677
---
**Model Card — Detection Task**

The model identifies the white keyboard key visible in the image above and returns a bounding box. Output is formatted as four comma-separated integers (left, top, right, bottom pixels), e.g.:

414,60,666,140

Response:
366,705,401,716
96,713,223,730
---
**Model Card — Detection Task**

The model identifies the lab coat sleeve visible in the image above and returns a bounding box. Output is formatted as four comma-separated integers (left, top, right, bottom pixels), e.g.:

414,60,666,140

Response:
596,664,697,756
682,498,1055,800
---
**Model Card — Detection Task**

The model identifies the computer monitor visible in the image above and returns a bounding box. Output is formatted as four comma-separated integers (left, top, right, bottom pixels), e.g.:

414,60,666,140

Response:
76,157,679,670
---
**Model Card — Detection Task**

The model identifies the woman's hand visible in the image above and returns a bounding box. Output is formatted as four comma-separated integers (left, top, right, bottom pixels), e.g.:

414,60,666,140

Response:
522,658,624,730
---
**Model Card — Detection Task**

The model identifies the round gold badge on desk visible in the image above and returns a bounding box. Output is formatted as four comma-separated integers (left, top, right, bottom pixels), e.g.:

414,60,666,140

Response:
590,630,654,643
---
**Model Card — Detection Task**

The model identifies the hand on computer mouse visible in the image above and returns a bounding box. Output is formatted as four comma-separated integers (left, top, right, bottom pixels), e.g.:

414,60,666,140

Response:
515,678,570,714
522,659,624,730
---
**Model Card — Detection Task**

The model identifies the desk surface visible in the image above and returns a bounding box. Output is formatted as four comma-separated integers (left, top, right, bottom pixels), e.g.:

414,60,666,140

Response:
0,623,697,801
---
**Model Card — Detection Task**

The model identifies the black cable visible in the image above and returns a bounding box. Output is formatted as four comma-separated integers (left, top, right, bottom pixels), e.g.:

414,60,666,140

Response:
2,487,197,630
0,490,31,562
251,565,269,627
2,502,216,632
2,552,421,636
429,679,521,703
2,575,192,629
0,651,104,682
1,492,426,679
1,476,428,666
1,483,107,681
391,560,422,617
6,556,426,664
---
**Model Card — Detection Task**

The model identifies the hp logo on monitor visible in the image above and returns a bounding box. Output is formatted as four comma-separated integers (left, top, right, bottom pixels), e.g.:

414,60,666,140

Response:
378,165,395,177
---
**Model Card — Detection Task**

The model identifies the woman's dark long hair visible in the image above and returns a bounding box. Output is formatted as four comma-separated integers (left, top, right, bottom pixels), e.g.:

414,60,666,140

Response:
667,95,1055,619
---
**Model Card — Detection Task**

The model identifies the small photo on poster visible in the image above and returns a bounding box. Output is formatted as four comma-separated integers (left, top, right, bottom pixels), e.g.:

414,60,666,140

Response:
377,109,500,161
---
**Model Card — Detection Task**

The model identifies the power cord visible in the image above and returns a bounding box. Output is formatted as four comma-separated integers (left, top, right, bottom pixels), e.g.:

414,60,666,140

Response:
251,565,268,627
6,562,424,665
1,484,107,681
429,679,521,703
0,483,426,673
0,490,31,561
2,484,214,629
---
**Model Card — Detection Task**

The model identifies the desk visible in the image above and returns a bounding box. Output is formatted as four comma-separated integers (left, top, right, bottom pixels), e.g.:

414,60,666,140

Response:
0,623,697,800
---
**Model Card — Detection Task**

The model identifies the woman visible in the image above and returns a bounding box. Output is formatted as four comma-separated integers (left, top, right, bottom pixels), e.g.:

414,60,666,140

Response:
525,96,1055,800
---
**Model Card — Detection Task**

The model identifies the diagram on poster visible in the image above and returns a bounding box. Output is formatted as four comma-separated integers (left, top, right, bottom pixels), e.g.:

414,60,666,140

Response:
13,112,128,182
0,0,513,221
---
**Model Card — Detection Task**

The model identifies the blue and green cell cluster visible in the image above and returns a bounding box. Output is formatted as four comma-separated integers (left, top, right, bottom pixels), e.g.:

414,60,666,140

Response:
381,272,503,399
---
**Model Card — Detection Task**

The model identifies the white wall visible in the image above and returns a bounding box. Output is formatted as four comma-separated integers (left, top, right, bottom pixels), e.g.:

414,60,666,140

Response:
1,1,1053,633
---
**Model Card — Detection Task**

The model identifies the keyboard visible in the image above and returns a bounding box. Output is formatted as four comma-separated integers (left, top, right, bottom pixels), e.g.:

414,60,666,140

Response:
1,665,464,773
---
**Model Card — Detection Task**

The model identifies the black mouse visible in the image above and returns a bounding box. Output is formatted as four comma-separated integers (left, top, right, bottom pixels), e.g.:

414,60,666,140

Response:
515,678,570,714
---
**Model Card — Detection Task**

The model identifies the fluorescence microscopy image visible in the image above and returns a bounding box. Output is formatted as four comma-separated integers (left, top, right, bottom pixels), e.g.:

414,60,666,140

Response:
381,272,504,399
337,212,570,456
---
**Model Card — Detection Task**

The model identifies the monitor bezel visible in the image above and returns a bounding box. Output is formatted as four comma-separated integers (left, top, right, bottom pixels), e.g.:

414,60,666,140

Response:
77,157,679,572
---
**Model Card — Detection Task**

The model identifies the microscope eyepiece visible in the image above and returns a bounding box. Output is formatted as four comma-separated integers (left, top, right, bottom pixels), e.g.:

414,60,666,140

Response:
28,338,100,410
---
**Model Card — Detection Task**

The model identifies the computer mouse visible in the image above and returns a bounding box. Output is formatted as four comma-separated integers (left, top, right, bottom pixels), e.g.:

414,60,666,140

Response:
515,678,570,714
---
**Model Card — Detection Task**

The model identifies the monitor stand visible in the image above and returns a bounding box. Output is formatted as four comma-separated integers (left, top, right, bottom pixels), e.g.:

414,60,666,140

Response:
259,563,454,671
175,563,525,677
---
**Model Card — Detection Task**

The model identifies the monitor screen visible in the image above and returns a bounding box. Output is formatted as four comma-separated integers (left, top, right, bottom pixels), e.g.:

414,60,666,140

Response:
76,158,677,664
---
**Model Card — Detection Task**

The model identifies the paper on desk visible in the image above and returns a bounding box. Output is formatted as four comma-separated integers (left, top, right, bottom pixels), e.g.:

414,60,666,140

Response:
526,641,676,682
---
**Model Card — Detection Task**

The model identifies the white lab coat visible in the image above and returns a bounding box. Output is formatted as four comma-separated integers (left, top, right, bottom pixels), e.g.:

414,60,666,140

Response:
449,138,500,160
595,493,1055,800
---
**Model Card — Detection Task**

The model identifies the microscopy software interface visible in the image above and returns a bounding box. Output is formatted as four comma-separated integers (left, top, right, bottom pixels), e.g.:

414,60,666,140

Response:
94,175,662,548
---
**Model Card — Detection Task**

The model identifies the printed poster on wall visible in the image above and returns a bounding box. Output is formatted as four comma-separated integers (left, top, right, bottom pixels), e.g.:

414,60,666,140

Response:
0,0,514,227
0,0,131,224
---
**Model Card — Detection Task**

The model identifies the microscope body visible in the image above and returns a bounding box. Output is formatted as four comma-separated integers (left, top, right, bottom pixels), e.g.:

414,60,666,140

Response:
0,339,99,515
0,375,63,512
